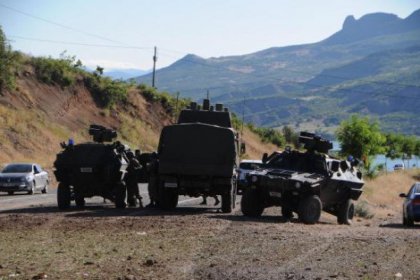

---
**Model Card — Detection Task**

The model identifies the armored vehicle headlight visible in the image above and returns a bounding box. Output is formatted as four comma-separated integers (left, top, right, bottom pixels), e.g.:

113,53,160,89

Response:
251,175,258,183
294,182,301,189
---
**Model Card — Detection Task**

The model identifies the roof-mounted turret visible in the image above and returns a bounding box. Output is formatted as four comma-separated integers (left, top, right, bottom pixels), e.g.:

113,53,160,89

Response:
177,99,232,128
299,131,333,154
88,124,117,143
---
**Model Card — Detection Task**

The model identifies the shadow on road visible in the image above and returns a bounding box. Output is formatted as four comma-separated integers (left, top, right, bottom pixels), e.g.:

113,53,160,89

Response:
0,204,222,218
209,213,336,225
379,222,420,229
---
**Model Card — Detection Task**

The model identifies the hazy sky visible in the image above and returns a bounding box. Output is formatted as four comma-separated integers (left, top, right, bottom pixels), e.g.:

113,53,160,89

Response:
1,0,419,70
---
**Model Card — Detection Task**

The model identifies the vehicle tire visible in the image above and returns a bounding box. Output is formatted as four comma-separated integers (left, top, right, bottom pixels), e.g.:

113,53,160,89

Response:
114,184,127,209
241,188,264,217
7,191,14,195
158,182,178,210
298,195,322,224
42,180,49,194
337,199,355,225
28,181,35,195
222,181,236,213
57,183,71,210
403,212,414,227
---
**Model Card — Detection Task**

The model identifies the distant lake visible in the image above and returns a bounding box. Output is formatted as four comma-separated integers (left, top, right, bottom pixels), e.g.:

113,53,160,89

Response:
332,141,419,171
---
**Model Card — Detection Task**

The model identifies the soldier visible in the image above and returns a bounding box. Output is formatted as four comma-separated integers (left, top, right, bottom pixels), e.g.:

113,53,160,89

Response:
146,152,159,208
125,151,143,208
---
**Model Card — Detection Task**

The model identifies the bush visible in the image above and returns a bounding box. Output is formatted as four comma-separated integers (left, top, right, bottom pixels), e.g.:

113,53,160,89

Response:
137,84,190,115
247,123,285,147
354,200,375,219
31,54,82,88
0,26,16,93
85,75,129,108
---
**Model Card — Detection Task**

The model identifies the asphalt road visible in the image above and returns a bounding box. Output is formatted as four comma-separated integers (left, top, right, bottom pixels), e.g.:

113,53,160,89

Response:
0,183,214,212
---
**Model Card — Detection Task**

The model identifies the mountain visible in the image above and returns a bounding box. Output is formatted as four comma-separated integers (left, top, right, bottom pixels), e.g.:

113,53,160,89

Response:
134,9,420,135
103,68,150,80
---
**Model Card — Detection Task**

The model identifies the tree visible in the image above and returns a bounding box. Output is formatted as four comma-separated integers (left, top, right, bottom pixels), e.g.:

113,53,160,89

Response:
0,25,15,94
336,115,385,165
401,136,417,168
282,125,300,148
384,133,404,171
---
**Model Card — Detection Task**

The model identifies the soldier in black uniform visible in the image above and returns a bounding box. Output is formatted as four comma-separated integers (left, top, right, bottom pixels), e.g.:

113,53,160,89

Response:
145,152,159,208
125,151,143,208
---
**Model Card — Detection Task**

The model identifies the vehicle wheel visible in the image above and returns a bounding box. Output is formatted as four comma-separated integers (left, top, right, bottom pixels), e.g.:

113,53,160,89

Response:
114,184,127,209
42,180,49,194
28,181,35,195
403,212,414,227
158,182,178,210
241,188,264,217
57,183,71,210
298,195,322,224
222,182,236,213
7,191,14,195
337,199,355,225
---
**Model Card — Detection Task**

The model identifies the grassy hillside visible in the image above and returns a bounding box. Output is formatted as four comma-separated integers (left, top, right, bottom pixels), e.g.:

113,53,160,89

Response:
0,55,277,171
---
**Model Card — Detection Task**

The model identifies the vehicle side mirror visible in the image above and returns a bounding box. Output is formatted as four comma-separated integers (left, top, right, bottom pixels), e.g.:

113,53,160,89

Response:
262,153,268,164
399,193,407,198
340,161,349,172
331,161,340,172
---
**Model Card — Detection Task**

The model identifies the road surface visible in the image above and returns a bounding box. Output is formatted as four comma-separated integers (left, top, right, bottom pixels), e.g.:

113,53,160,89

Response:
0,183,211,212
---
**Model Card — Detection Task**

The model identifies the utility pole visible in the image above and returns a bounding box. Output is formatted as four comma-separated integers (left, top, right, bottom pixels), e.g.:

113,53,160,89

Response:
175,92,180,123
241,96,245,136
152,46,157,88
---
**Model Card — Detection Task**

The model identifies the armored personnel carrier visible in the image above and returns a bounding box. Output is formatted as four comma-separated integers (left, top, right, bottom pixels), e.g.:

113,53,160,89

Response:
54,124,129,210
241,132,364,224
152,99,241,213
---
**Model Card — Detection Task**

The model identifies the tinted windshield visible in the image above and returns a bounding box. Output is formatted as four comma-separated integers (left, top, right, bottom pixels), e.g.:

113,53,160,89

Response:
2,164,32,173
268,151,326,174
240,162,262,170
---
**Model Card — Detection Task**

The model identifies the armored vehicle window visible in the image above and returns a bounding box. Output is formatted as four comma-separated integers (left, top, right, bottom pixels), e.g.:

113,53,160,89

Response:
239,162,262,170
178,110,232,128
267,152,327,174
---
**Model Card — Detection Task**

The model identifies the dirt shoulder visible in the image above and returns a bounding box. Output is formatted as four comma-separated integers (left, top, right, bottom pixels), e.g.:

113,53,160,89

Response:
0,200,419,280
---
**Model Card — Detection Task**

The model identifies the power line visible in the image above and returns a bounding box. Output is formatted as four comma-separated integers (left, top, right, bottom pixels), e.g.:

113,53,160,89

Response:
0,3,127,46
2,2,419,100
8,35,152,50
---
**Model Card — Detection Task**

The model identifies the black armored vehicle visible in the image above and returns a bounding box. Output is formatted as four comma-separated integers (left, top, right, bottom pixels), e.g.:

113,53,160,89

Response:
54,125,129,210
241,132,364,224
152,99,241,213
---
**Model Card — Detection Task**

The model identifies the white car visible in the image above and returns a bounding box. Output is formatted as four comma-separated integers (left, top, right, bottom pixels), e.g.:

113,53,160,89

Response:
237,159,263,192
0,163,49,195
